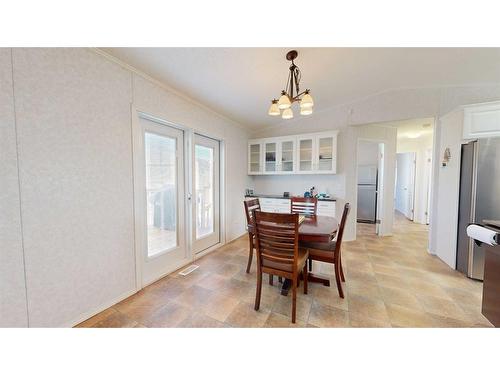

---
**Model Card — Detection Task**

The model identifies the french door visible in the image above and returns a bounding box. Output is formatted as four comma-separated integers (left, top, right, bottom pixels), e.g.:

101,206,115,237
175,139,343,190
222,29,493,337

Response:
136,116,187,286
192,134,220,253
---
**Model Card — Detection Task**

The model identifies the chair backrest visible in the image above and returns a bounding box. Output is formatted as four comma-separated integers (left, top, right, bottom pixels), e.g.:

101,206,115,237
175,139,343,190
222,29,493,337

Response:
335,203,351,252
253,211,299,273
291,196,317,217
244,198,261,226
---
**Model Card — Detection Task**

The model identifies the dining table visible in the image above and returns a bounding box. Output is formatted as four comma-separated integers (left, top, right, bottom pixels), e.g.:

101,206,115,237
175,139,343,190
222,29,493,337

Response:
280,215,339,296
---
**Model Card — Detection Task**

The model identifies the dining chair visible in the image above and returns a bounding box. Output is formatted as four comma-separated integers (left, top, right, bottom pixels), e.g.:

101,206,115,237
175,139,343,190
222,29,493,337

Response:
253,211,309,323
243,198,260,273
300,203,350,298
291,196,318,217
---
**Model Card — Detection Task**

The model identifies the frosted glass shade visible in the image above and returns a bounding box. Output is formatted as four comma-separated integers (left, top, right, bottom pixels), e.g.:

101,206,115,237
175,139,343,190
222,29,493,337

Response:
300,106,313,116
300,92,314,108
278,94,292,110
282,108,293,119
268,101,280,116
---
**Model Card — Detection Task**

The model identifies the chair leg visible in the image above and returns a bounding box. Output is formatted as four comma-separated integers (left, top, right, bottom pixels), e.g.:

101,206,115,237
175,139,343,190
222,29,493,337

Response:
269,274,273,286
334,262,344,299
339,256,345,282
303,263,308,295
278,276,283,283
291,277,297,324
255,269,262,310
245,233,253,274
308,258,312,272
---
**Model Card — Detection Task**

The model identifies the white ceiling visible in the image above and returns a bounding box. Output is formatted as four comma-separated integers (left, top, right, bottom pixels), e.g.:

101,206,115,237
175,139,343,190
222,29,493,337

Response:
102,48,500,130
387,118,435,139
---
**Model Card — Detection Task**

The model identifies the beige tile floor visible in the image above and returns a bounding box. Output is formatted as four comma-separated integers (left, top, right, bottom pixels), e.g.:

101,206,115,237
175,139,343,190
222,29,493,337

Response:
77,212,492,328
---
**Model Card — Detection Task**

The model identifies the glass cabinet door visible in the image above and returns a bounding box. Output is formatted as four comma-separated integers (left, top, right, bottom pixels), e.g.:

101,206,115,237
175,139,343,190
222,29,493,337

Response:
298,138,314,172
280,140,294,172
264,142,277,172
318,136,334,171
249,143,261,173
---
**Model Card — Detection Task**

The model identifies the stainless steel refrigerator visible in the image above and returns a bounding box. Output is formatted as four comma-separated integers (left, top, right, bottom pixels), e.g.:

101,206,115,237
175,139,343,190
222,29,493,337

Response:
457,137,500,280
357,165,378,223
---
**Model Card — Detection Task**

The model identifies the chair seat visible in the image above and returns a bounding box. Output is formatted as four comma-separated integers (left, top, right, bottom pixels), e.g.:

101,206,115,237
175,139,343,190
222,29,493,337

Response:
262,248,309,272
300,240,336,251
300,241,336,263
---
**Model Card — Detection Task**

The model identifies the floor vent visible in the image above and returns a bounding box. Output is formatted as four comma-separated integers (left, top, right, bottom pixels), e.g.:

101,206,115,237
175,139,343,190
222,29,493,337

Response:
178,264,199,276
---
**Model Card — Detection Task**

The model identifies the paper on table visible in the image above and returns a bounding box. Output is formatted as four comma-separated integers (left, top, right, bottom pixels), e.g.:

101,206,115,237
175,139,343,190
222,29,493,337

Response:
467,224,499,246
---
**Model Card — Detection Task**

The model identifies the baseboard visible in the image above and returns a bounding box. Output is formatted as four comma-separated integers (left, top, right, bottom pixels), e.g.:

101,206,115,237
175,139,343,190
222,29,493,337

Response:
64,288,138,328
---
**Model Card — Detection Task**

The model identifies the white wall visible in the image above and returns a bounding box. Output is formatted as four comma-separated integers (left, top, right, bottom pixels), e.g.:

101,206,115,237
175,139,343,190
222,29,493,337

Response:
397,133,433,224
0,49,28,327
433,110,464,268
1,48,250,327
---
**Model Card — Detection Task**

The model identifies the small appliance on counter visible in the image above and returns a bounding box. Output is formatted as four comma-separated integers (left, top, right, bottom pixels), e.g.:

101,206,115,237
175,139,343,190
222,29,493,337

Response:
245,188,254,197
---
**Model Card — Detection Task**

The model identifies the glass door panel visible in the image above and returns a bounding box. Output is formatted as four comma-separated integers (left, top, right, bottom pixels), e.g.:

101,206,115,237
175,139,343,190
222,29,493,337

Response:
299,138,313,171
193,134,220,253
137,116,186,287
145,132,177,257
280,140,294,172
249,143,261,173
265,142,277,172
318,137,333,171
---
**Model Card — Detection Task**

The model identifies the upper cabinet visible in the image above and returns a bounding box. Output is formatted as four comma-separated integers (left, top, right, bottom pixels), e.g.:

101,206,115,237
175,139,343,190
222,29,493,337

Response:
249,131,337,175
248,140,263,175
463,101,500,140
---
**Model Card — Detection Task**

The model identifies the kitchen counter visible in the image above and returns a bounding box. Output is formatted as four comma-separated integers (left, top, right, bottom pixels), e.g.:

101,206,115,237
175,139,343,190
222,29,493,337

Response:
245,194,336,202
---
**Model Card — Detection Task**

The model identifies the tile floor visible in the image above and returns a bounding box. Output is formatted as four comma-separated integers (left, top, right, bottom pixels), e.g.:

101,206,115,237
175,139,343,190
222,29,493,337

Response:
77,212,492,328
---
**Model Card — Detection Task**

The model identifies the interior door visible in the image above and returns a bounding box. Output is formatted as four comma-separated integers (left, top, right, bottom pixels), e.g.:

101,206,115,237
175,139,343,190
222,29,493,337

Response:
395,152,416,220
137,117,187,286
192,134,220,253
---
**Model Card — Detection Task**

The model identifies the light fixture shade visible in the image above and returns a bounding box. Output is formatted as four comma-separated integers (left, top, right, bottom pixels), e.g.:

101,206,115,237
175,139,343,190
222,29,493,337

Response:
300,106,313,116
300,92,314,108
268,101,280,116
282,108,293,119
278,93,292,110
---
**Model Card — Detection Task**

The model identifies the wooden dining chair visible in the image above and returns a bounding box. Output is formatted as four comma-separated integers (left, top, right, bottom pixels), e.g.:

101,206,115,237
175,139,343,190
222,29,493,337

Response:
243,198,260,273
253,211,309,323
300,203,350,298
291,196,318,217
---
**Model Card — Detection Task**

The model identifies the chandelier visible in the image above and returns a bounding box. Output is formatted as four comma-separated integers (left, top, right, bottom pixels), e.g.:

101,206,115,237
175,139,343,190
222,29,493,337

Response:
268,50,314,119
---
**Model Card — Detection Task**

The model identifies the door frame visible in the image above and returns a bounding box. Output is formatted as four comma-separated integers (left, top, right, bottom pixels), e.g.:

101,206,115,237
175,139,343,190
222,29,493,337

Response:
355,138,387,236
131,107,226,289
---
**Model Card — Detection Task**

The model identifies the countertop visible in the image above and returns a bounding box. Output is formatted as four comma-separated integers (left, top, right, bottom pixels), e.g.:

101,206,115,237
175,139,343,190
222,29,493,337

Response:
245,194,336,202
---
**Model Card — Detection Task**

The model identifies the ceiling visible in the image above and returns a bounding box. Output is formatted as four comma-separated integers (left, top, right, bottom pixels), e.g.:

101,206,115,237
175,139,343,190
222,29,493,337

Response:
102,48,500,130
389,118,435,139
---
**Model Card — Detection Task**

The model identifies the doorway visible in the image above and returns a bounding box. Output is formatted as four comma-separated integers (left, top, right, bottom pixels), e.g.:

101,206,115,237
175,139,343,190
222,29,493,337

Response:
395,152,416,220
192,134,221,253
135,116,188,286
356,140,385,236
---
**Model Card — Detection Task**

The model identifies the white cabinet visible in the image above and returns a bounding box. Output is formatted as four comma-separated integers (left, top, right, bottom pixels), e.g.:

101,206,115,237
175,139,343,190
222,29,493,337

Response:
317,200,336,218
248,140,263,175
248,131,337,175
463,101,500,139
277,137,295,174
259,198,291,213
257,197,336,217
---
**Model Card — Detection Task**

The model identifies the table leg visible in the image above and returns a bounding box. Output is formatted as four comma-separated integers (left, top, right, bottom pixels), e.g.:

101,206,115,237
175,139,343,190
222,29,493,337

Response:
280,279,292,296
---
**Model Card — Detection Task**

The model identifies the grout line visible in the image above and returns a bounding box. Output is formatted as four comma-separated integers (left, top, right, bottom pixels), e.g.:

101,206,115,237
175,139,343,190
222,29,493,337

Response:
10,48,30,327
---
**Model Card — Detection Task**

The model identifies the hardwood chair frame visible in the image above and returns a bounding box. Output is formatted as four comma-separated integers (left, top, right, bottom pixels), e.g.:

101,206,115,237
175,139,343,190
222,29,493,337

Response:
253,211,308,323
290,196,318,217
243,198,261,273
300,203,350,298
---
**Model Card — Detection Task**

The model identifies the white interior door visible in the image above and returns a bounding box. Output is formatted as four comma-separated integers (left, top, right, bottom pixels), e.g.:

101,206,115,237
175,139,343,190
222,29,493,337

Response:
135,117,187,286
395,152,416,220
192,134,220,253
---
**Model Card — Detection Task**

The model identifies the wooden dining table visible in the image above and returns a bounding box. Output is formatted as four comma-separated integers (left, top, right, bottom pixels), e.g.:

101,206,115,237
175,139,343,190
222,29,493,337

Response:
281,215,339,296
